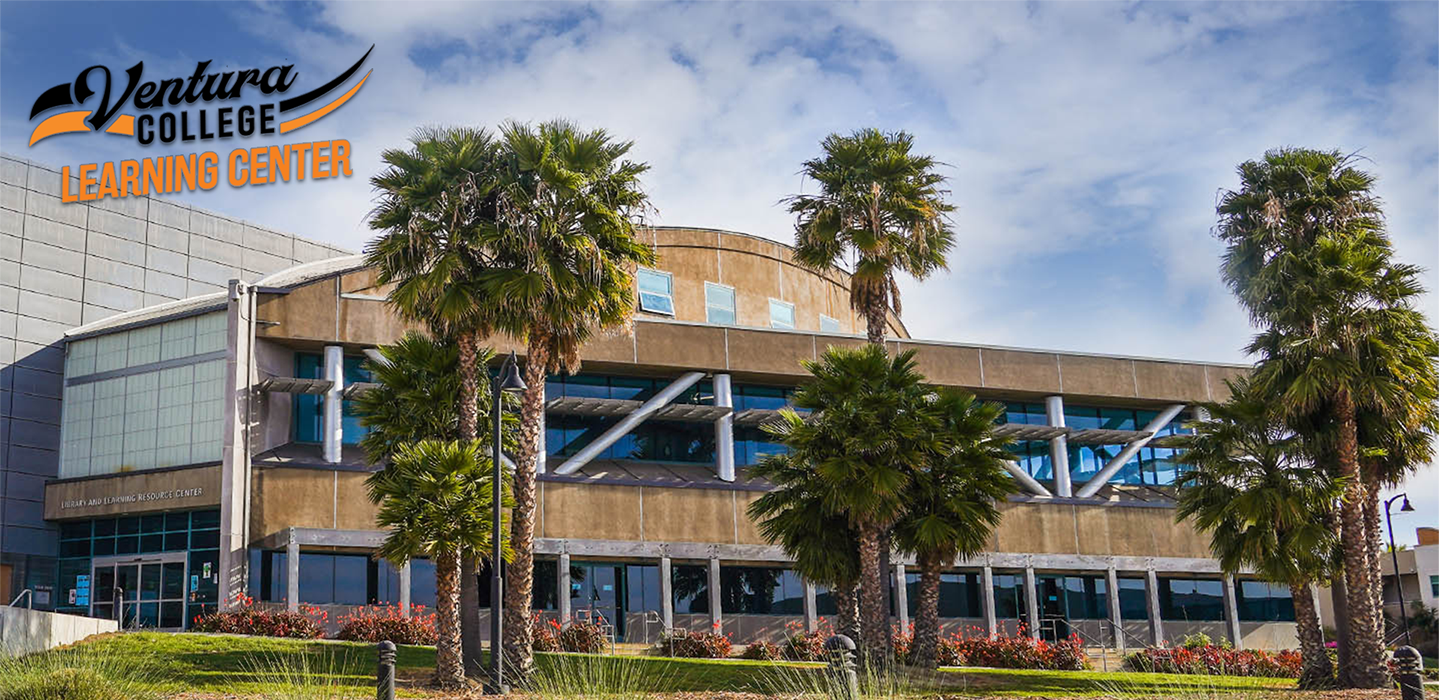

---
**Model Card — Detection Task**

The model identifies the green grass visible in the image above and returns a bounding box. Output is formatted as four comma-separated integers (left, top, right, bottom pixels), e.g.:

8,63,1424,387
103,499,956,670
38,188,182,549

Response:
16,632,1300,698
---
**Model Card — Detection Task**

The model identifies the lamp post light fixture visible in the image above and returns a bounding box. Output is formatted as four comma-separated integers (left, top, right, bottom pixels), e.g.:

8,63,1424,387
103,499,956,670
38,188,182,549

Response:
489,351,526,694
1384,493,1415,647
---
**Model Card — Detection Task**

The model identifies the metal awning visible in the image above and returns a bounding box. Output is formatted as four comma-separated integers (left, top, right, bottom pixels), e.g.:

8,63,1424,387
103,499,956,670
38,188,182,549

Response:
1147,434,1190,448
732,408,787,428
1068,428,1154,445
257,377,332,395
654,404,732,422
546,396,644,418
992,424,1070,441
343,382,379,398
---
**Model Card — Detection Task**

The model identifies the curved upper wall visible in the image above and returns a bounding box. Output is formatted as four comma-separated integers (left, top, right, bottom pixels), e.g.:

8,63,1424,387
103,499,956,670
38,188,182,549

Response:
641,227,909,339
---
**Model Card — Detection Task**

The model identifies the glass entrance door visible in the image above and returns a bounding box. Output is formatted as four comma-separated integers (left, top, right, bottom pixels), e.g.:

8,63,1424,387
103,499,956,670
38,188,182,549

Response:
90,554,188,630
570,562,625,638
1037,575,1070,641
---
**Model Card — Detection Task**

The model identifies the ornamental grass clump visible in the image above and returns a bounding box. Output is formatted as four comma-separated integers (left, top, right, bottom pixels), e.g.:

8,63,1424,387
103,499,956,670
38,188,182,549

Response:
0,648,161,700
243,647,366,700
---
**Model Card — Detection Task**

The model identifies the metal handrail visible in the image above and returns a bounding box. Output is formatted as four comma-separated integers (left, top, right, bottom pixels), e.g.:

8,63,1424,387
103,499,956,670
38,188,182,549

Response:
1106,618,1149,651
9,589,32,608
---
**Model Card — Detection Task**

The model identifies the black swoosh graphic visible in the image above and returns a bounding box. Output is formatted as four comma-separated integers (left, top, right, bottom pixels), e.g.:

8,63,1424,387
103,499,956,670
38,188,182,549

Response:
279,44,374,113
30,83,75,119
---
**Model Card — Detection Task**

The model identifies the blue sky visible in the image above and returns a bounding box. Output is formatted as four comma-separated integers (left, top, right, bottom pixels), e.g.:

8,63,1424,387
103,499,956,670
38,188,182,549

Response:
3,1,1436,541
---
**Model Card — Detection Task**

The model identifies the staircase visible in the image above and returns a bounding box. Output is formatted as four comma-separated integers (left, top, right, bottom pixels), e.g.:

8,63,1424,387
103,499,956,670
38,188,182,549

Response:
1085,647,1130,672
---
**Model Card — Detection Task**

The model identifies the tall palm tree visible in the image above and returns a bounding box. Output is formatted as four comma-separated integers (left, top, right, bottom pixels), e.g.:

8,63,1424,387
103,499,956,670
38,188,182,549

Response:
1175,381,1342,689
365,127,501,674
366,440,509,688
1214,148,1427,688
785,128,955,345
747,451,862,641
480,120,656,676
768,344,942,663
893,391,1014,669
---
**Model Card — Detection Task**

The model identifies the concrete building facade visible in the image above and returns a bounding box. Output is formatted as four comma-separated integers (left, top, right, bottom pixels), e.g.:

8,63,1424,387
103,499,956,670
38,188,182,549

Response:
0,153,351,608
33,224,1303,650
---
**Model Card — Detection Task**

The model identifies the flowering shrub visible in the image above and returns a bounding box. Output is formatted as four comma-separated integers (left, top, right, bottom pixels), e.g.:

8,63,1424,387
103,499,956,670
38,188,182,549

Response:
951,631,1089,671
782,619,831,661
557,618,609,654
1124,645,1301,678
532,615,562,652
892,623,913,663
741,641,782,660
192,594,324,639
660,624,733,658
335,604,437,645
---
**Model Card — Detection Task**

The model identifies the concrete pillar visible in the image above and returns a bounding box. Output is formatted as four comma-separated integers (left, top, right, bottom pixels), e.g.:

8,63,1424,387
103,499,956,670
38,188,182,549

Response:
658,556,673,629
400,561,412,619
285,530,299,613
1023,566,1040,639
707,558,723,629
322,345,344,464
1106,566,1124,652
1145,569,1165,647
981,565,997,637
713,374,735,482
1223,575,1243,650
894,564,909,628
536,383,547,474
558,553,572,622
803,580,818,632
1045,396,1071,497
217,280,255,610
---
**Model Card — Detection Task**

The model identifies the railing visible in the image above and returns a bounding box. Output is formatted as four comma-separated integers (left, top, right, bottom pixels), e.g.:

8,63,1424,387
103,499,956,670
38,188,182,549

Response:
1105,618,1149,652
8,589,32,608
640,610,664,646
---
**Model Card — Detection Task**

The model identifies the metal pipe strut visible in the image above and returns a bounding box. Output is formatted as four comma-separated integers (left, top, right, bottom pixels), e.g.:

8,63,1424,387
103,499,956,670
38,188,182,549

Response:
1074,404,1186,498
553,371,706,474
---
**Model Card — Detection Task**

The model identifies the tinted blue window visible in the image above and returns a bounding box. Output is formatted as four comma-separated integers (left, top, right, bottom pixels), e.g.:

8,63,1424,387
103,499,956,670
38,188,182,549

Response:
1161,578,1225,621
672,564,709,614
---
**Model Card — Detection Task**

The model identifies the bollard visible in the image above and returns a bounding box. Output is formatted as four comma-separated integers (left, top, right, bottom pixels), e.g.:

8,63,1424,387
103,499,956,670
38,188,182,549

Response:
376,641,396,700
824,634,860,700
1393,645,1423,700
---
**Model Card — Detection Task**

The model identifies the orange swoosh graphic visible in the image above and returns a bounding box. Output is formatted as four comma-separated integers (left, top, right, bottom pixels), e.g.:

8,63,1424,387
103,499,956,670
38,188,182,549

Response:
30,111,91,145
105,115,135,136
280,69,370,134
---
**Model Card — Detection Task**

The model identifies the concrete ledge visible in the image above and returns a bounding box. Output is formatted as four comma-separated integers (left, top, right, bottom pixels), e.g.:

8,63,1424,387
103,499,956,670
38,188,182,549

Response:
0,606,117,657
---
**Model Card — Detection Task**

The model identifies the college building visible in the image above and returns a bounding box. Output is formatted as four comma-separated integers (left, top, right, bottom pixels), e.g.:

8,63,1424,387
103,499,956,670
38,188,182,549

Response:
24,211,1311,652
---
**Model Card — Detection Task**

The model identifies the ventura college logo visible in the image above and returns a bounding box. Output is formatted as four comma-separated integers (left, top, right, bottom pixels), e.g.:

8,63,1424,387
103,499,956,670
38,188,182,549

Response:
27,46,373,202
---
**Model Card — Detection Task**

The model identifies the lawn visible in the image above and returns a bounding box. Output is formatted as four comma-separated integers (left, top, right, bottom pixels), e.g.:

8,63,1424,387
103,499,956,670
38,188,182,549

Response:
8,632,1301,698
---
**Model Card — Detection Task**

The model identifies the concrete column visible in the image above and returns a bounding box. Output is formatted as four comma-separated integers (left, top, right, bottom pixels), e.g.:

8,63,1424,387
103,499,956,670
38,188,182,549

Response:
285,530,299,613
803,580,818,632
536,383,547,474
1223,575,1243,650
400,562,412,619
1023,566,1040,639
558,553,572,622
713,374,735,482
322,345,344,463
1106,566,1124,652
658,556,673,629
894,564,909,628
217,281,255,609
1146,569,1165,647
1045,396,1071,497
707,558,723,629
981,565,997,637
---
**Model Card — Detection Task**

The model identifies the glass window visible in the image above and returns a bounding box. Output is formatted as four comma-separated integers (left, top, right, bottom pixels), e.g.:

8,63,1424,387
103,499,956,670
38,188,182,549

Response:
637,269,674,316
1237,580,1295,622
768,299,795,330
626,564,661,615
719,566,804,615
705,283,736,325
1432,575,1438,598
819,315,842,333
903,571,981,618
672,564,709,614
1161,578,1225,621
992,573,1025,620
1117,577,1148,620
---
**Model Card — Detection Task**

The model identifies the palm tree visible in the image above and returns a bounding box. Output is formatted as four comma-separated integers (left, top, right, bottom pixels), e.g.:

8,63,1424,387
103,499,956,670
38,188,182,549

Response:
785,128,955,345
365,127,501,673
893,391,1015,669
1214,149,1428,688
768,344,942,663
480,120,657,676
1175,381,1342,689
747,451,863,641
366,440,509,688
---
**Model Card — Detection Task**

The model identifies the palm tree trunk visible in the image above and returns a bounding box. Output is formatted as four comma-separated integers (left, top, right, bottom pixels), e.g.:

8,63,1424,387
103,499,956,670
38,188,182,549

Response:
834,580,860,641
1292,582,1334,689
434,548,465,688
1331,570,1352,683
456,330,481,678
864,295,888,346
912,553,941,669
1362,478,1386,644
1333,390,1388,688
503,338,549,681
857,522,888,666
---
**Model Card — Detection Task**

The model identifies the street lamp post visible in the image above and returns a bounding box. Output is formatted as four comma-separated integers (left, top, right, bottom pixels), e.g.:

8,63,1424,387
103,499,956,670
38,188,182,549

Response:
490,351,526,694
1384,493,1415,647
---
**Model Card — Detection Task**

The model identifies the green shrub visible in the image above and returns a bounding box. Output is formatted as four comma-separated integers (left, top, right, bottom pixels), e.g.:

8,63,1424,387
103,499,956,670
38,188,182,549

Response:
657,628,732,658
741,640,782,660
